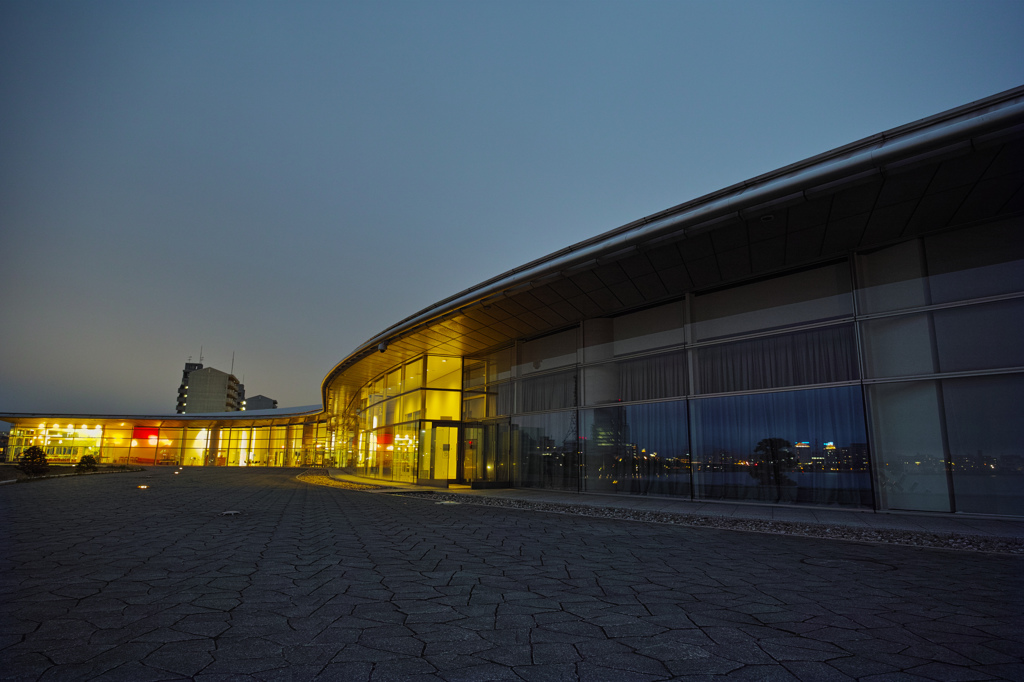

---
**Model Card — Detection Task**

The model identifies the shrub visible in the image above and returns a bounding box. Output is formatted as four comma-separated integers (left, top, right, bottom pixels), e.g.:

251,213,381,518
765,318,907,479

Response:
76,454,98,472
17,446,50,476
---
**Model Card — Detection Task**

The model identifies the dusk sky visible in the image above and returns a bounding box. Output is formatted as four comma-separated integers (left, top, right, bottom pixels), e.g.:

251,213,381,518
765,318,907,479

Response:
2,1,1022,420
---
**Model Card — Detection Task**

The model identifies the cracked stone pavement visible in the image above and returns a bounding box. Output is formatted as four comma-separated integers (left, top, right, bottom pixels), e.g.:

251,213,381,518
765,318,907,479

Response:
1,467,1022,681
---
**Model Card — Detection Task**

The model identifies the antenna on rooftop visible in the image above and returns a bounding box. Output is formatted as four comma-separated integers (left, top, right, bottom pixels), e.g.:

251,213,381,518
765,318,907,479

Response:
199,346,204,363
231,351,235,375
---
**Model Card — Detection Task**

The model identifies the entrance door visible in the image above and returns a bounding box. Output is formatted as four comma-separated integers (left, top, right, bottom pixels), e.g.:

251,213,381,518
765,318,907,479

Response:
418,421,460,486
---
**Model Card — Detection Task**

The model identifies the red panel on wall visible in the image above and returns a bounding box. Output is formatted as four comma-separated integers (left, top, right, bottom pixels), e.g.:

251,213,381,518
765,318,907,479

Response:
133,427,159,441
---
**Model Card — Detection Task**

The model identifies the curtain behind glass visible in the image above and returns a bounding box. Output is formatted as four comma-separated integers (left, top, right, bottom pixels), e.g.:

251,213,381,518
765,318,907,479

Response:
696,324,858,394
620,352,688,402
513,412,578,491
517,371,577,413
943,374,1024,516
691,386,871,507
582,401,689,497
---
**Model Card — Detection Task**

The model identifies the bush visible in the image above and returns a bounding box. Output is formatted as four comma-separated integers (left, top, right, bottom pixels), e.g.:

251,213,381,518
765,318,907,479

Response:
17,446,50,476
76,454,98,472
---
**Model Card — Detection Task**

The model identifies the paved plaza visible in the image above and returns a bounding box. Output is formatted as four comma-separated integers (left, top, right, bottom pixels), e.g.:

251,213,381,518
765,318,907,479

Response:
1,468,1023,681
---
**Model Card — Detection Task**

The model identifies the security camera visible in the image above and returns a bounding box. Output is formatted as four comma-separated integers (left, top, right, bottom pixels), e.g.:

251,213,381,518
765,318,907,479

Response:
378,341,387,353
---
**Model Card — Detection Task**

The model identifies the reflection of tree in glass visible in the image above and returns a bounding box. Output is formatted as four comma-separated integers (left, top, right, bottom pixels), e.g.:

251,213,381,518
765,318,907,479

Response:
751,438,798,489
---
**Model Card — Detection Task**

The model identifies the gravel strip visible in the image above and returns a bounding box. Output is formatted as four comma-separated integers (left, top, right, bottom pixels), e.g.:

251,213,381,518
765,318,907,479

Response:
297,469,383,490
394,491,1024,555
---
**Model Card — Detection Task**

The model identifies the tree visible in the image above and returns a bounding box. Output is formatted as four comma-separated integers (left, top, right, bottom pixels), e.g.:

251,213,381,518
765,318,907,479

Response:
76,454,98,472
17,446,50,476
751,438,797,487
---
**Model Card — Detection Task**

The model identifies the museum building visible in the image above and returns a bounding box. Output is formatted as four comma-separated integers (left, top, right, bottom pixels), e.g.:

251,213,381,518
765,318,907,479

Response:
4,86,1023,517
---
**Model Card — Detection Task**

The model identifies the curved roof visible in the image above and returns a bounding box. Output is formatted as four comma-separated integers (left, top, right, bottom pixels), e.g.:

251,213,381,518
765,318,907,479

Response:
0,404,323,428
322,85,1024,412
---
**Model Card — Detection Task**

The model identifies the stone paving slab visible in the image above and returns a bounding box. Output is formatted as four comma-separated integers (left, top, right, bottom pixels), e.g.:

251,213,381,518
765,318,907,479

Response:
2,467,1023,680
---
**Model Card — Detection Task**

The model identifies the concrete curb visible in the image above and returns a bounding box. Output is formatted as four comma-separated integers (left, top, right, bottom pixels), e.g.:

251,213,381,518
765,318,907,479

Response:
1,467,145,485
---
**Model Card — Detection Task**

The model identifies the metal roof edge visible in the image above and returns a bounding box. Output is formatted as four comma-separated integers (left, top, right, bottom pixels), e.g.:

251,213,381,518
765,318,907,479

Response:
0,404,324,424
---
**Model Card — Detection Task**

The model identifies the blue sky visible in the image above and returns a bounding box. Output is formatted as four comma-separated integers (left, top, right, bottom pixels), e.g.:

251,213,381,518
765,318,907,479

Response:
1,0,1022,416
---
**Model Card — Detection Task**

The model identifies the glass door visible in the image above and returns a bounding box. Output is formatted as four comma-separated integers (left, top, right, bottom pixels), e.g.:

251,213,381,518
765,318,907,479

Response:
418,421,460,486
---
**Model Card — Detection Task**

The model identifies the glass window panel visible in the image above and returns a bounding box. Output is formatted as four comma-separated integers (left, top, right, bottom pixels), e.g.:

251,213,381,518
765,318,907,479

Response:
584,363,619,405
696,325,858,394
925,217,1024,304
585,351,688,405
373,426,395,480
182,427,211,466
855,239,929,314
250,427,270,466
384,398,400,425
425,356,462,389
583,318,614,362
424,390,460,421
404,358,423,391
269,426,287,467
693,263,853,341
494,382,513,417
933,299,1024,373
614,302,685,356
517,329,577,376
463,360,486,390
867,381,950,512
691,386,871,507
517,371,577,413
486,348,512,383
463,393,486,421
582,402,690,497
620,353,688,401
584,301,686,362
366,402,384,430
104,447,131,465
75,425,102,462
157,427,183,466
370,377,385,404
392,423,419,483
860,313,936,378
386,368,403,397
223,428,244,467
401,391,422,422
513,411,578,491
101,428,133,465
463,421,511,484
943,374,1024,516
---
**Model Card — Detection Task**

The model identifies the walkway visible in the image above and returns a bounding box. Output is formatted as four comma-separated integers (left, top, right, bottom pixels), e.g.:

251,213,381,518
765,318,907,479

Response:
1,467,1022,680
326,469,1024,540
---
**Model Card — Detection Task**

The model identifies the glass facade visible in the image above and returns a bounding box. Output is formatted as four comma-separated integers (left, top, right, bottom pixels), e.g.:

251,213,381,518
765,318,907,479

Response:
309,216,1022,516
4,191,1021,517
4,421,319,468
6,217,1020,516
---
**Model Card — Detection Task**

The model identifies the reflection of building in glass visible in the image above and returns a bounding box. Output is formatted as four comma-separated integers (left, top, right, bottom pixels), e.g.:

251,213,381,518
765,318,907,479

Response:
4,87,1024,516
